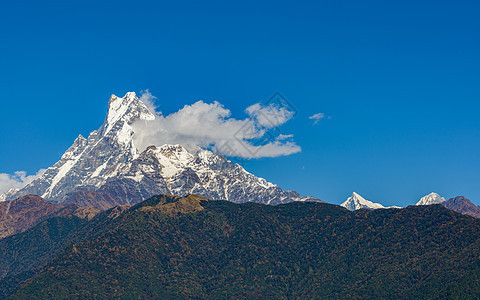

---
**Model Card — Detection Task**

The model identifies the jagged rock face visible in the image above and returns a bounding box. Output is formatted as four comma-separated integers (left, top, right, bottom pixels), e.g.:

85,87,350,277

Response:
0,195,61,238
11,93,155,201
441,196,480,219
119,145,280,204
7,92,321,208
61,144,316,208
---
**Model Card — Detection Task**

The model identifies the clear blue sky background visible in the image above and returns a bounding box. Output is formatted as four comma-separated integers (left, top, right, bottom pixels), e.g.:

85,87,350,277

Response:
0,0,479,206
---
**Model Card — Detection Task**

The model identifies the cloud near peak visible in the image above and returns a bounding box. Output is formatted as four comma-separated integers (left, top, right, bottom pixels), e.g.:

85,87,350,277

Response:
0,169,46,195
132,92,301,159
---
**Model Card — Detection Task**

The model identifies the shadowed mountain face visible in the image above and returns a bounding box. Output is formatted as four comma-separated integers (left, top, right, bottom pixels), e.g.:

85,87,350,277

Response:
442,196,480,219
61,190,134,211
0,204,119,298
6,93,321,208
0,195,101,239
0,195,62,239
4,195,480,299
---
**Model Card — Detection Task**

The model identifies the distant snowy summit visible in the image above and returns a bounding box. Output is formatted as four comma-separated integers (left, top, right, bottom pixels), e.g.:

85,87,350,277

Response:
337,191,479,220
415,193,480,219
340,192,399,211
416,192,446,206
340,191,454,211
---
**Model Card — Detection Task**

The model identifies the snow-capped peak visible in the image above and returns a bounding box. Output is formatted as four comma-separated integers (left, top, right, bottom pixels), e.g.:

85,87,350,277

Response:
340,192,386,211
416,192,446,206
6,91,321,207
105,92,155,135
13,92,158,200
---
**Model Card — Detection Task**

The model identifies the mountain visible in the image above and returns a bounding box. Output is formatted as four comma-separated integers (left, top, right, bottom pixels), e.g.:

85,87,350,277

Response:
5,194,480,298
5,92,155,203
340,192,388,211
416,192,446,205
0,195,62,239
0,195,100,239
0,203,119,297
415,194,480,219
5,92,321,208
441,196,480,219
0,189,18,202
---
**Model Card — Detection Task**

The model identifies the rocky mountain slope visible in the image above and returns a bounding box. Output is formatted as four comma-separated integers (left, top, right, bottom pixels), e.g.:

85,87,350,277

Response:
0,195,62,239
0,195,100,239
414,193,480,219
441,196,480,219
0,203,119,297
5,194,480,299
0,189,18,202
4,92,320,208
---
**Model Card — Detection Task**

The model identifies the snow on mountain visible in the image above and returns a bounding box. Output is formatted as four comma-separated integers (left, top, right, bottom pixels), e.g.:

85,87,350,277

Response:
340,192,389,211
0,188,19,202
7,92,321,207
416,192,446,206
10,93,155,202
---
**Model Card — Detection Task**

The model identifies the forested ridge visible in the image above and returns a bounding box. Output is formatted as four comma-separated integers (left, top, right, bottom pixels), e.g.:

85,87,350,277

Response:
4,195,480,299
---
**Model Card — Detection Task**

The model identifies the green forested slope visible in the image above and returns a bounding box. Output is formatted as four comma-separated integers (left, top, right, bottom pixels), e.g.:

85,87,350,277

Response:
8,195,480,299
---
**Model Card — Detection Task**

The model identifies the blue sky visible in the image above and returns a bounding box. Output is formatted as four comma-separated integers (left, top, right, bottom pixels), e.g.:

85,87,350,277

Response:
0,0,479,206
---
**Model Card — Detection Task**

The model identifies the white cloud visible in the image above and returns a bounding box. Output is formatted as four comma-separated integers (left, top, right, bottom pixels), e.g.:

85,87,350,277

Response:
246,103,295,128
277,134,294,140
132,94,301,159
309,112,325,125
138,89,158,115
0,169,46,195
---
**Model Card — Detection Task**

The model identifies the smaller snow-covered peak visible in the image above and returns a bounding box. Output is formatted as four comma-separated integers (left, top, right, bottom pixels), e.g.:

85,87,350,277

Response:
71,134,87,148
61,134,88,160
416,192,446,206
341,192,386,211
